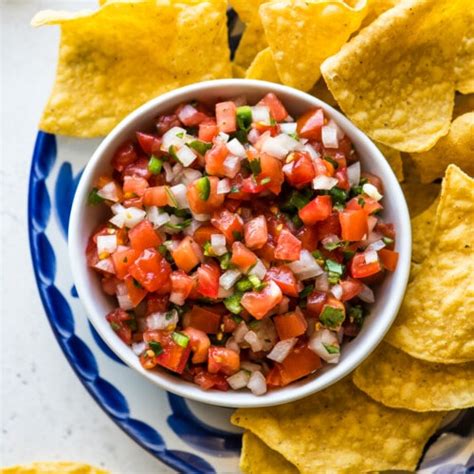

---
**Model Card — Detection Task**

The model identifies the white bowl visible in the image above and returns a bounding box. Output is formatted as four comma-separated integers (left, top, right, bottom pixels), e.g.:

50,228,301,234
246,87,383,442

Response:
69,79,411,408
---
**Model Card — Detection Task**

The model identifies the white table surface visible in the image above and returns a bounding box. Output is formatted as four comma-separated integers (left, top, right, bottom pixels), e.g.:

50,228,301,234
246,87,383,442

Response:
1,1,173,472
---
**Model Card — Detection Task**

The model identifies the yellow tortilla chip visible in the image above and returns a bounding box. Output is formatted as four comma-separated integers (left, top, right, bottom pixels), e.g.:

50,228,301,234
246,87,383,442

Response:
309,78,338,108
455,13,474,94
375,142,403,181
232,378,444,473
387,165,474,363
411,197,438,265
361,0,400,27
245,48,280,82
1,462,108,474
32,0,231,137
234,23,269,71
411,112,474,183
321,0,469,152
260,0,368,91
354,342,474,411
232,62,246,78
453,93,474,118
240,431,298,474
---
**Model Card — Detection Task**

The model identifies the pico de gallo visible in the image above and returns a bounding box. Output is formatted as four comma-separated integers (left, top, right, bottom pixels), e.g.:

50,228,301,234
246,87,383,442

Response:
86,93,399,395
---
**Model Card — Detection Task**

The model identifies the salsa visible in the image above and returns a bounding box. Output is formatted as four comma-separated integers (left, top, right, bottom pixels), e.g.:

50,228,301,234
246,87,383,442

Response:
86,93,399,394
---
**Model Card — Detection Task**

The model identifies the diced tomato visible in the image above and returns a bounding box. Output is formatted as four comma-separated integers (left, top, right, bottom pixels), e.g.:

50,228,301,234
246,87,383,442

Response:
181,327,210,363
146,294,169,314
278,345,321,385
306,290,328,317
299,195,332,226
335,168,350,191
111,141,137,172
128,220,162,253
123,157,152,180
197,262,221,299
258,92,288,121
211,209,244,244
172,236,202,273
111,248,138,279
241,280,283,319
194,370,229,391
339,209,368,241
297,225,319,252
215,101,237,133
101,276,120,295
170,271,194,301
297,108,324,140
136,132,162,156
155,114,181,135
176,104,209,126
106,308,133,344
252,122,280,136
222,314,239,333
184,305,222,334
124,275,148,307
266,366,283,387
143,186,172,207
129,248,171,292
187,176,225,214
208,346,240,376
274,308,308,340
284,152,315,187
316,213,341,240
123,176,149,197
264,265,300,297
205,143,229,177
350,253,382,278
227,173,252,201
375,222,396,241
241,177,265,194
378,248,399,271
231,241,258,272
193,224,220,246
274,229,302,261
340,278,363,302
313,156,332,176
255,242,275,263
253,152,284,195
244,215,268,250
199,120,219,142
346,196,383,216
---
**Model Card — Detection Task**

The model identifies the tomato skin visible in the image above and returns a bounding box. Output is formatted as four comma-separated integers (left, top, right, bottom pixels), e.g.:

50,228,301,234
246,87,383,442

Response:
111,248,138,280
231,241,258,272
205,143,229,177
194,370,229,391
297,225,319,252
184,305,222,334
278,345,322,386
136,132,162,155
375,222,396,242
378,248,399,271
208,346,240,376
193,223,219,246
215,101,237,133
244,215,268,250
111,141,137,172
339,209,368,242
101,276,120,295
143,186,171,207
306,290,328,317
199,120,219,142
106,308,133,344
297,108,325,140
274,229,302,262
266,366,283,387
350,253,382,279
299,195,333,225
187,176,225,214
211,209,244,244
284,152,315,187
241,280,283,319
197,262,221,299
182,327,210,364
128,220,162,253
274,309,308,340
129,248,171,292
146,294,169,315
172,236,202,273
340,278,363,302
265,265,300,297
258,92,288,121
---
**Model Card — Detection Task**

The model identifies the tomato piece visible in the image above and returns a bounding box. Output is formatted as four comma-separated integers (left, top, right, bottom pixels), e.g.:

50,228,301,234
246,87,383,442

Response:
266,366,283,387
136,132,162,155
215,101,237,133
128,220,162,253
335,168,350,191
111,141,137,172
299,195,332,225
111,248,138,280
244,215,268,250
255,153,284,195
155,114,181,135
278,345,321,386
339,209,368,242
197,262,221,299
297,108,324,140
274,309,308,340
146,294,169,315
176,103,209,126
205,143,229,177
241,280,283,319
208,346,240,376
106,308,133,344
170,270,194,301
274,229,302,261
306,290,328,317
296,225,319,252
284,152,315,187
211,209,244,244
194,370,229,391
123,157,151,180
340,278,363,302
172,236,202,273
316,213,341,241
264,265,300,297
129,248,171,292
184,305,222,334
222,314,239,333
375,222,396,241
187,176,225,214
193,223,220,246
350,253,382,278
199,120,219,142
123,176,149,198
258,92,288,121
181,327,210,364
231,241,258,272
143,186,172,207
255,242,276,263
240,176,265,194
346,196,383,216
124,275,148,307
378,248,399,271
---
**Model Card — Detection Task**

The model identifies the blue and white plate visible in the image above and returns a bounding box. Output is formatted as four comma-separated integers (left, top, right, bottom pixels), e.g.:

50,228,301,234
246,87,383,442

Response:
27,11,473,472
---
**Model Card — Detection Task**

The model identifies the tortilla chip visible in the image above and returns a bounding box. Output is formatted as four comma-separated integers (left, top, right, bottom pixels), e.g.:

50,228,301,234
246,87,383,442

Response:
375,142,403,181
387,165,474,364
354,342,474,412
245,48,280,82
455,13,474,94
260,0,368,91
240,431,298,474
232,63,246,78
411,198,438,265
321,0,469,152
453,93,474,118
32,0,231,137
232,378,444,473
234,22,269,71
309,78,338,108
361,0,400,27
411,112,474,183
1,462,108,474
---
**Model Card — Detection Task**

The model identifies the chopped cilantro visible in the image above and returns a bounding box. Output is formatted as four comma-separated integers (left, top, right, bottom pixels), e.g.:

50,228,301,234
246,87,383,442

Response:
349,304,365,327
236,278,253,292
87,188,104,205
149,341,163,355
329,187,348,207
325,259,345,284
249,158,262,176
299,285,313,299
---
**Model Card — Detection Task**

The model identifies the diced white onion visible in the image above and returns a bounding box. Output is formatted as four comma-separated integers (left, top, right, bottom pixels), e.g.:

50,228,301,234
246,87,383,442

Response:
248,128,260,145
161,126,186,151
110,206,146,229
223,155,241,178
169,292,185,306
216,131,230,143
309,329,340,363
116,283,133,310
233,321,249,343
367,239,386,251
146,207,171,228
315,272,329,292
330,284,343,300
244,330,263,352
183,219,201,237
288,250,324,280
96,235,117,255
364,249,379,264
231,95,247,107
163,240,178,252
368,215,378,233
175,145,197,167
251,105,271,124
240,361,262,372
321,234,340,247
279,122,297,135
192,212,211,222
363,183,383,201
181,168,202,186
247,371,267,395
178,104,198,124
211,234,227,256
253,318,277,352
328,119,345,139
131,342,147,356
282,162,294,175
227,370,251,390
217,178,231,195
312,175,338,190
93,257,115,274
347,162,361,187
366,231,383,245
249,259,267,279
146,309,178,331
97,181,121,202
217,286,233,299
163,162,175,183
321,125,339,148
219,269,241,290
261,133,301,159
359,284,375,303
267,338,297,363
163,215,183,234
226,138,247,158
304,143,320,160
170,184,189,209
225,336,241,353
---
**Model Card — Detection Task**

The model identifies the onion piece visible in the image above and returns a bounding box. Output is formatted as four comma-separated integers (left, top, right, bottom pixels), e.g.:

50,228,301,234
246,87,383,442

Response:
192,212,211,222
267,338,297,363
116,283,133,310
359,284,375,303
308,329,340,363
176,145,197,167
227,370,251,390
249,259,267,279
363,183,383,201
251,105,271,124
328,119,345,139
226,138,247,158
367,239,386,251
247,371,267,395
244,330,263,352
223,155,241,178
147,207,171,228
216,131,230,143
225,337,240,354
248,128,260,145
347,162,361,187
233,321,249,343
181,168,202,186
219,269,241,290
109,205,146,229
279,122,297,135
177,104,198,124
97,181,121,202
96,235,117,255
288,250,324,280
240,361,261,372
312,175,338,190
163,162,175,183
146,309,178,331
161,126,186,151
261,133,301,159
364,249,379,264
183,219,201,237
170,184,189,209
330,284,343,300
217,178,231,195
169,292,185,306
93,257,115,274
315,272,329,292
211,234,227,256
131,342,147,356
304,143,320,160
321,125,339,149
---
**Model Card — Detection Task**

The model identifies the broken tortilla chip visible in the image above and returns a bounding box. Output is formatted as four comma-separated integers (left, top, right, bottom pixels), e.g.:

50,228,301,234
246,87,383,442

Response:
231,378,444,473
387,165,474,363
321,0,470,152
411,112,474,183
245,48,280,82
32,0,231,137
375,142,404,181
455,13,474,94
1,462,108,474
309,78,338,108
353,342,474,412
260,0,368,91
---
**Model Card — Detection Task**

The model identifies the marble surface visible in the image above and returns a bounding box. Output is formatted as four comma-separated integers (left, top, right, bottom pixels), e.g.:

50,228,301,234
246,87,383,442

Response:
1,2,173,472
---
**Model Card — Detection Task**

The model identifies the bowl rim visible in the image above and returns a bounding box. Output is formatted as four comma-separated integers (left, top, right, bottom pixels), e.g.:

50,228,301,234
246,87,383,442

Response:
68,78,411,408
